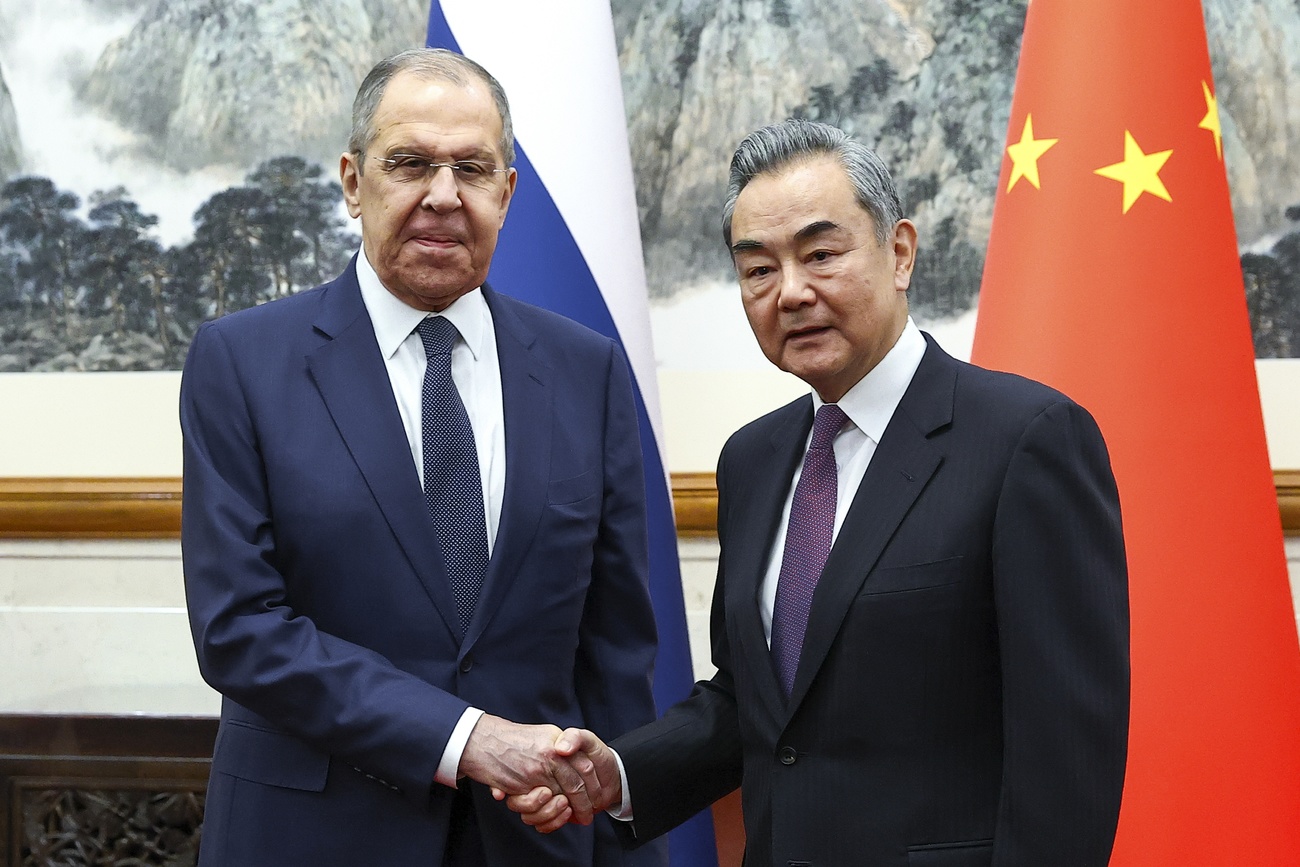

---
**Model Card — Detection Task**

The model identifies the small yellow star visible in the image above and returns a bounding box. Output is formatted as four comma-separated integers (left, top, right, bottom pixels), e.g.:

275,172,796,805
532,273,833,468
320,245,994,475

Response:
1005,114,1058,193
1199,80,1222,160
1094,131,1173,214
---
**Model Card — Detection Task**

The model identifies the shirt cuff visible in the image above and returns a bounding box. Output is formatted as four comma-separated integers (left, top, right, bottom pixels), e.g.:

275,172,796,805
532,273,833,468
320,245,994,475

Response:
608,747,634,821
434,706,485,788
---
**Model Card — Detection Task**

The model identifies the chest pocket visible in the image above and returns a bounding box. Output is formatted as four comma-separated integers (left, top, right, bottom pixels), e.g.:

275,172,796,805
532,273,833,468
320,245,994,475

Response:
864,555,966,595
547,469,599,505
907,839,994,866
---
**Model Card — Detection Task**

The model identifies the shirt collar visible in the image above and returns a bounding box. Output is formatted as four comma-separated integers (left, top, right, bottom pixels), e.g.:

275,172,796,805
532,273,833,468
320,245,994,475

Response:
812,317,926,444
355,249,489,360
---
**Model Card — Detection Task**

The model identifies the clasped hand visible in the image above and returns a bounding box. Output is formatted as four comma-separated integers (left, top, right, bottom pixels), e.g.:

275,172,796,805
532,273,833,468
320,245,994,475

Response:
460,716,618,830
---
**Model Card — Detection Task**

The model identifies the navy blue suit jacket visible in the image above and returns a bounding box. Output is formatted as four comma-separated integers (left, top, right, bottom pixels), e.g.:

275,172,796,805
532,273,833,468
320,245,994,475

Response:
615,336,1129,866
180,262,665,866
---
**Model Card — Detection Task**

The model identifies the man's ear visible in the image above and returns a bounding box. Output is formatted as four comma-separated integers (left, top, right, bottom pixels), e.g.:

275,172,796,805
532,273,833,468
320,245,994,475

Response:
340,152,362,219
496,166,519,228
892,219,918,292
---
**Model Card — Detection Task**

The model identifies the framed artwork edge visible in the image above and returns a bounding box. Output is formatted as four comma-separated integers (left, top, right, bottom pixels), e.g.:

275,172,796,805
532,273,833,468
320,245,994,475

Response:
1,471,1296,538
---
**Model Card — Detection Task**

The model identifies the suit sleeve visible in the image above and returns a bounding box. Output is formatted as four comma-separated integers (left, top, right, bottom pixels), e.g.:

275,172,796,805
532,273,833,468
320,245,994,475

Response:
610,441,745,844
991,399,1129,865
180,321,467,805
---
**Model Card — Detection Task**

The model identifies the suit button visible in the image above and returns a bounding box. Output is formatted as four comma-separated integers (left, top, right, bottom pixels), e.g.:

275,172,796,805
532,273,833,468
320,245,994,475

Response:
459,657,473,674
778,746,797,765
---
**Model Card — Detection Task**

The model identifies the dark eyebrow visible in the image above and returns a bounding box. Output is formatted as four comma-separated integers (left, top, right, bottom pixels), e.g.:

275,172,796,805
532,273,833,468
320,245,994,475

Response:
457,148,499,163
385,146,497,162
730,220,842,256
794,220,840,242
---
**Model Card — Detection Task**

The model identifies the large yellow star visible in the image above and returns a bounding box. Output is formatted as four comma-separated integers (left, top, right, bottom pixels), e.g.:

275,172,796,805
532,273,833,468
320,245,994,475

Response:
1199,80,1223,160
1094,131,1173,214
1005,114,1058,192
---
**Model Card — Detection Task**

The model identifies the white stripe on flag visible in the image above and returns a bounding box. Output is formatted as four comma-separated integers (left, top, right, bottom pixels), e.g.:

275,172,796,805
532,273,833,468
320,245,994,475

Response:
440,1,667,455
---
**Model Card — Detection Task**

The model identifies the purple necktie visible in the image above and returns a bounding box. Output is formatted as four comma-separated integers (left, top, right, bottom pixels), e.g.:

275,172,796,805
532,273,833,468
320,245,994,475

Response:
417,316,489,635
771,403,848,696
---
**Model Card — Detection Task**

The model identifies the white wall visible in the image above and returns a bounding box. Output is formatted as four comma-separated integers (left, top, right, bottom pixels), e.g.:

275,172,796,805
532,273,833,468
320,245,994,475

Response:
2,361,1298,711
5,360,1300,476
0,539,216,714
2,535,1298,713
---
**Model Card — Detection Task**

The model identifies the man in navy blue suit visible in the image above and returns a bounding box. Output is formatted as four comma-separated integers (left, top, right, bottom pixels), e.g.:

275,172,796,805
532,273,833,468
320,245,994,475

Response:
180,48,665,867
512,119,1130,866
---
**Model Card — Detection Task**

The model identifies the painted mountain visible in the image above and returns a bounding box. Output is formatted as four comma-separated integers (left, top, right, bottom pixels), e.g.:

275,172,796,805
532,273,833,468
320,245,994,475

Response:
0,0,1297,369
613,0,1300,356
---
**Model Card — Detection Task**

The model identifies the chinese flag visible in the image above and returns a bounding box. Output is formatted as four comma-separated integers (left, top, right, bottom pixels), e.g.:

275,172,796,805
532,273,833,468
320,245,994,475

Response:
972,1,1300,863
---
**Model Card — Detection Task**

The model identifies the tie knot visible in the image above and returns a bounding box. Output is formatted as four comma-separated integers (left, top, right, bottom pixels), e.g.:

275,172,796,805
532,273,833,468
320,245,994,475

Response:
810,404,848,451
416,316,459,359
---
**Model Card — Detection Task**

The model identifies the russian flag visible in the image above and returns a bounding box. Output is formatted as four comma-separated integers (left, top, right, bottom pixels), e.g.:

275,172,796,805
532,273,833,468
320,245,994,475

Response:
425,4,719,864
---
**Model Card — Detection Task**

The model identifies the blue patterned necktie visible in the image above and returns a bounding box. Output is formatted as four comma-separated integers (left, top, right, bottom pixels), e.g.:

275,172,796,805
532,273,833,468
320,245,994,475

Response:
416,316,489,635
771,403,849,696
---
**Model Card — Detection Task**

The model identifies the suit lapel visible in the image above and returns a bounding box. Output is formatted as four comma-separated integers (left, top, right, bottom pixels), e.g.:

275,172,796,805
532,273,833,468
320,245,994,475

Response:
460,288,551,651
728,398,814,723
305,263,461,639
785,338,957,713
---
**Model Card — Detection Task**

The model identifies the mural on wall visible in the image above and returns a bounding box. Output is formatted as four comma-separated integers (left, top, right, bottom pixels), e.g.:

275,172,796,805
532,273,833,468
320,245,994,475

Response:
0,0,1297,373
0,0,429,372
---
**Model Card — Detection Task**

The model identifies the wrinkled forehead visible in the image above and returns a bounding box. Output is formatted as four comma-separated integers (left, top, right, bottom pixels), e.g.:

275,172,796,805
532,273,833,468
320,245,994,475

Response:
370,122,503,161
733,158,865,237
370,74,505,157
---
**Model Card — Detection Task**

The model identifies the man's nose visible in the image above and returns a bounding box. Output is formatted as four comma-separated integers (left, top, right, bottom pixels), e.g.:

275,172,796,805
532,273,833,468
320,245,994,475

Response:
421,165,462,210
777,267,816,309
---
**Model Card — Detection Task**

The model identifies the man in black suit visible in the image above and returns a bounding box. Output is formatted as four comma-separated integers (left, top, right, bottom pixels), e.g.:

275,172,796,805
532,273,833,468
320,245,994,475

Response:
507,118,1130,866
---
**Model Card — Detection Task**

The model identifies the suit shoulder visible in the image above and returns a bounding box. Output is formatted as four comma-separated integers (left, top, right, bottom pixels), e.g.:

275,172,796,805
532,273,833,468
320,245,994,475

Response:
199,283,328,339
489,289,611,343
184,273,356,377
952,357,1088,417
720,394,809,461
939,357,1111,458
486,287,626,376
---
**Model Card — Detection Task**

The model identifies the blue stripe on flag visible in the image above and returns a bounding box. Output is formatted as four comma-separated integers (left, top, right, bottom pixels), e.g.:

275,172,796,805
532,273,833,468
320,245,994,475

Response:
427,7,721,867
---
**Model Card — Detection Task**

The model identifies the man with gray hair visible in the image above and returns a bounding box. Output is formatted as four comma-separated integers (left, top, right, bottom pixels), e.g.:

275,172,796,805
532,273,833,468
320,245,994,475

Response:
181,48,665,866
510,118,1130,865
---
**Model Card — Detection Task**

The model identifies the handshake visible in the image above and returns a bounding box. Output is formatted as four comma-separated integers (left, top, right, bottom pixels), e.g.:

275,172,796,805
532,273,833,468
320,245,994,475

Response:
459,714,622,833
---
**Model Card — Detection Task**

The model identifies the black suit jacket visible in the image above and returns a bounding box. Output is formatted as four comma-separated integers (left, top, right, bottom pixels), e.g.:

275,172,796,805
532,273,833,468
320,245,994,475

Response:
615,336,1129,866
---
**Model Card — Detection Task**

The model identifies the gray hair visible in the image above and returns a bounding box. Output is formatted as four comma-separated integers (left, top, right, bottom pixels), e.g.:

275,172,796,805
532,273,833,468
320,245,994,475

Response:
722,118,903,248
349,48,515,171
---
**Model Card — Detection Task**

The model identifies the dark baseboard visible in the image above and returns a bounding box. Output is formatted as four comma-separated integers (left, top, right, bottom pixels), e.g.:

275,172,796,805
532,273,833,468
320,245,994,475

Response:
0,715,218,867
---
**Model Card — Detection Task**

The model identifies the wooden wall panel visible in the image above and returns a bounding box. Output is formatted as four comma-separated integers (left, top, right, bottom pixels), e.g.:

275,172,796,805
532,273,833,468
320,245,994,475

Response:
1,472,1297,537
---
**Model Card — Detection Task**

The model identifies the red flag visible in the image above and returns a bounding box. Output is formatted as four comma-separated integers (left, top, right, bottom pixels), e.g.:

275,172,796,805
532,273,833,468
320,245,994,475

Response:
972,1,1300,863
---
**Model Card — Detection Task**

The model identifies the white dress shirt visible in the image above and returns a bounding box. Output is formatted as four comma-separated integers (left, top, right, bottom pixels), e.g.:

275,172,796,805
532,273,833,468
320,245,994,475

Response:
758,318,927,644
356,251,503,787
